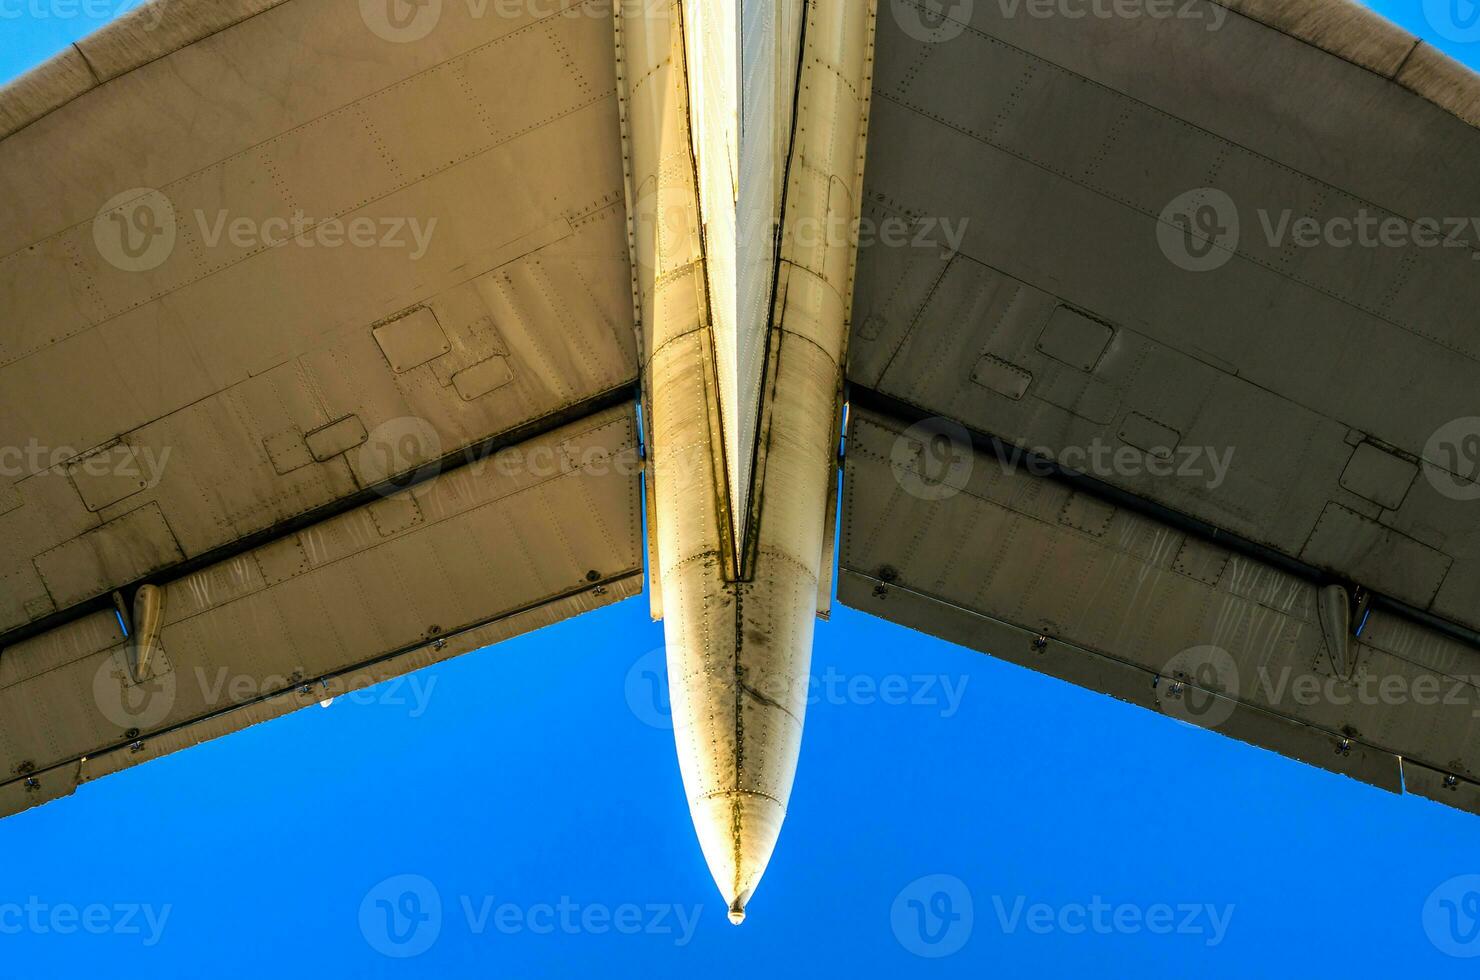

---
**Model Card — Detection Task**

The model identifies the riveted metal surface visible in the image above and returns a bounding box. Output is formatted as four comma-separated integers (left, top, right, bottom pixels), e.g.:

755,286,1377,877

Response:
841,406,1480,817
0,404,643,818
852,2,1480,633
0,0,638,635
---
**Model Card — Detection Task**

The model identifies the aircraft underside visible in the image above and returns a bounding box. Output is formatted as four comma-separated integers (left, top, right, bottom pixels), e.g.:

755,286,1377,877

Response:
3,0,1480,923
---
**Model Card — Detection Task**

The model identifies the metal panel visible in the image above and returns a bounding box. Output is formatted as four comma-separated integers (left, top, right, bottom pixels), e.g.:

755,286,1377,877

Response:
33,504,184,608
851,2,1480,635
0,0,638,635
0,404,643,818
840,406,1480,817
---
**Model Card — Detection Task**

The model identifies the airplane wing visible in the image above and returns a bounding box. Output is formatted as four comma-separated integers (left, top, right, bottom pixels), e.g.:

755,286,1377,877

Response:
0,0,643,813
839,0,1480,814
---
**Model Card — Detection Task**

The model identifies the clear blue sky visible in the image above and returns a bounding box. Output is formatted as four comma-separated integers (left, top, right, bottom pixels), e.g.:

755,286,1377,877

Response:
4,4,1480,977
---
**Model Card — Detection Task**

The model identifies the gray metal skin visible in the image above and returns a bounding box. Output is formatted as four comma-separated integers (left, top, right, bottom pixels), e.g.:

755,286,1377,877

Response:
842,2,1480,816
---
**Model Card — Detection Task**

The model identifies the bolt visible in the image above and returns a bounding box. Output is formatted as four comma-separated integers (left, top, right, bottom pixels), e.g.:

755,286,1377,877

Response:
1031,634,1048,652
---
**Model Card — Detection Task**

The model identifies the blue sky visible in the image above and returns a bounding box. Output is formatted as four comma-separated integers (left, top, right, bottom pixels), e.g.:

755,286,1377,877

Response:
5,2,1480,977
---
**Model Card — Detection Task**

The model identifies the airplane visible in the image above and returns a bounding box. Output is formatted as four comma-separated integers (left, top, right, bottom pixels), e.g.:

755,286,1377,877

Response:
3,0,1480,927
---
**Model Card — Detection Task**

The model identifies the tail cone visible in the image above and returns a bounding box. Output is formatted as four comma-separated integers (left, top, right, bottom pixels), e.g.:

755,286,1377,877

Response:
689,790,785,925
